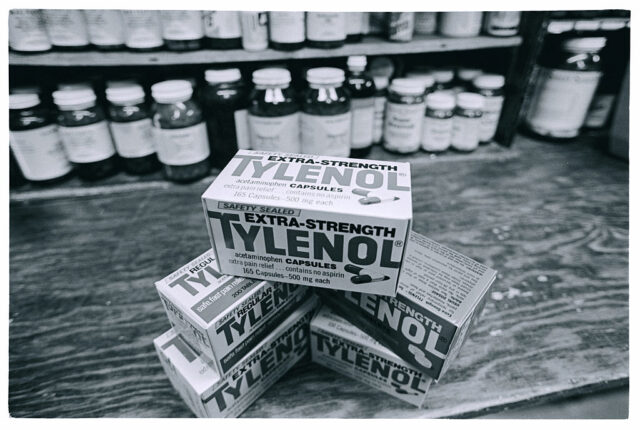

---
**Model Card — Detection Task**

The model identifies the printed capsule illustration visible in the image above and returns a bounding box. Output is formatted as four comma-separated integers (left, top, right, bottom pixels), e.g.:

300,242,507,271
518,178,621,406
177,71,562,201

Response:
345,264,390,284
352,188,400,205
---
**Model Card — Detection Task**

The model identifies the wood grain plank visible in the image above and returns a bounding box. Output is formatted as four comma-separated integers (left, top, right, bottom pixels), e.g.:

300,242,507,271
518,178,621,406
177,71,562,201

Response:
9,134,628,417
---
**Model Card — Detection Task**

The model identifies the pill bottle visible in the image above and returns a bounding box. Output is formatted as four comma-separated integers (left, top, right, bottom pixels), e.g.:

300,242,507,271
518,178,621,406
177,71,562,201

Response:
240,11,268,51
524,37,606,139
9,9,51,53
346,56,376,157
160,10,204,51
84,10,126,50
484,11,521,37
473,74,505,143
151,80,211,182
372,75,389,145
406,71,435,95
43,9,90,50
306,12,346,48
346,12,365,43
383,78,426,154
414,12,437,35
456,67,483,91
439,12,483,37
203,68,250,168
451,92,484,152
106,83,160,175
421,91,455,152
388,12,414,42
203,11,242,49
122,10,164,51
268,12,305,51
9,93,73,184
300,68,351,157
432,68,455,91
52,88,119,181
248,68,301,153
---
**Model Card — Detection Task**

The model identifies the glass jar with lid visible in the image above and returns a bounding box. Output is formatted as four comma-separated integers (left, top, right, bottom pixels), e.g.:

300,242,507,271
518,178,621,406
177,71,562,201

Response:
524,37,606,139
84,10,126,50
10,93,73,184
301,67,351,157
9,9,51,53
268,12,305,51
151,80,211,182
484,12,521,37
456,67,483,92
383,78,427,154
122,10,164,51
203,11,242,49
405,70,435,95
472,74,505,142
159,10,204,51
52,88,119,180
106,82,160,175
306,12,346,48
432,68,455,91
43,9,90,50
203,68,250,168
451,92,484,152
346,56,376,158
439,12,483,37
421,91,456,152
248,68,301,153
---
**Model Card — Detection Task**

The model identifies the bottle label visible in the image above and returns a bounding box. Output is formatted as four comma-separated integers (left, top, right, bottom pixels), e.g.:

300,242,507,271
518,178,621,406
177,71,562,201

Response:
525,67,602,136
160,10,204,40
9,10,51,51
154,122,210,166
346,12,363,36
44,10,89,46
85,10,125,46
421,116,453,152
383,101,425,152
123,11,163,49
204,11,241,39
109,119,156,158
248,113,301,153
451,115,481,151
269,12,305,43
240,12,268,51
234,109,251,149
480,95,504,142
301,112,351,157
414,12,437,34
350,98,375,149
10,124,72,181
373,96,386,143
306,12,346,42
58,121,116,163
584,94,616,128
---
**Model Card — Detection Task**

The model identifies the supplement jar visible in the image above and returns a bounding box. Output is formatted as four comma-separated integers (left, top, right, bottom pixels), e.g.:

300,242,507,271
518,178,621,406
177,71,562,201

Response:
388,12,415,42
268,12,305,51
106,82,160,175
484,11,521,37
53,88,119,180
524,37,606,139
10,93,72,184
301,67,351,157
405,71,435,95
306,12,346,48
439,12,483,38
122,10,164,51
451,92,484,152
159,10,204,51
240,11,269,51
473,74,505,142
346,12,365,43
203,68,250,168
372,75,389,145
203,11,242,49
383,78,426,154
151,80,211,182
84,10,126,50
248,68,301,153
432,68,455,91
414,12,437,35
346,56,376,157
43,9,90,50
421,91,455,152
9,9,51,53
456,67,483,91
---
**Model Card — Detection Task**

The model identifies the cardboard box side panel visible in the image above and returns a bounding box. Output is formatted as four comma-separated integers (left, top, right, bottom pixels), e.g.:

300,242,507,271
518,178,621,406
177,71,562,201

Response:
203,198,222,267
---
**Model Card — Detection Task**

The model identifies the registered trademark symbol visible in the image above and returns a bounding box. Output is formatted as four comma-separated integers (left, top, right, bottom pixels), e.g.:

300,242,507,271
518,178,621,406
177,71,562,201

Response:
394,240,403,247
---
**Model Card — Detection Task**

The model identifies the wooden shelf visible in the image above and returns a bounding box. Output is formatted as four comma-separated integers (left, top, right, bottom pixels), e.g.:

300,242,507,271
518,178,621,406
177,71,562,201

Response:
9,35,522,67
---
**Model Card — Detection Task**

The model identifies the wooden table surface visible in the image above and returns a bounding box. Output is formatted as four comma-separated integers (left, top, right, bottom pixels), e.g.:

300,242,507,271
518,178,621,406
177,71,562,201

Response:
9,135,629,418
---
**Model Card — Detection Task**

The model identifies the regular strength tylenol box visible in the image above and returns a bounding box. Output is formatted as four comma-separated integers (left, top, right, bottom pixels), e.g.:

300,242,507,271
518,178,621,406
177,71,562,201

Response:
202,150,413,296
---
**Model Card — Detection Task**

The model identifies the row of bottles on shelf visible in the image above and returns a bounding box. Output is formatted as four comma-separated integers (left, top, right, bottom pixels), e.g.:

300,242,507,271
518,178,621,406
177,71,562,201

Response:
9,55,507,187
9,10,522,53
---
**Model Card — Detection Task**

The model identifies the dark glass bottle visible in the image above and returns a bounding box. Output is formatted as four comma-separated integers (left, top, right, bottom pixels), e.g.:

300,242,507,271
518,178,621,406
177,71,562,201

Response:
203,69,249,169
52,88,119,181
160,10,204,51
346,56,376,158
268,12,305,51
203,11,242,49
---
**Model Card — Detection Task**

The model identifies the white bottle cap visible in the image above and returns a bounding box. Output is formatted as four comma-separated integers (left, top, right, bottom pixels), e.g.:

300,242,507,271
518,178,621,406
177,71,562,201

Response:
252,68,291,87
432,69,455,84
53,88,98,110
373,75,389,90
456,92,485,110
562,37,607,53
457,68,483,82
9,93,40,110
390,78,426,96
106,83,146,105
205,68,242,84
151,80,193,103
473,74,505,90
306,67,345,86
57,82,93,91
347,55,367,70
599,18,627,31
426,91,456,110
405,72,435,89
574,20,600,31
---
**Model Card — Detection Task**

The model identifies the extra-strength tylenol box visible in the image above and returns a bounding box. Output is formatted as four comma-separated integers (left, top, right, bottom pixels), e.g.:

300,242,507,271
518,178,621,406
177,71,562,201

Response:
202,150,413,296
